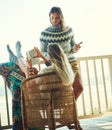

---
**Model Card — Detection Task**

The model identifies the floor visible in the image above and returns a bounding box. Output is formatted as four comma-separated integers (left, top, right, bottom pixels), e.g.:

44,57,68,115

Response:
45,112,112,130
4,113,112,130
79,113,112,130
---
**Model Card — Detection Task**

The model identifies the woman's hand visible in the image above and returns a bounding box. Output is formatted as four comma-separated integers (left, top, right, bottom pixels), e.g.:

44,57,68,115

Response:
34,47,48,63
74,42,83,52
34,47,44,58
26,58,38,77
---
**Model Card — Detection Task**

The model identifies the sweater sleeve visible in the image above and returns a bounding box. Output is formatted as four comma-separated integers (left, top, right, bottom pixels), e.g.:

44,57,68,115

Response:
40,32,48,57
70,28,77,53
40,41,48,57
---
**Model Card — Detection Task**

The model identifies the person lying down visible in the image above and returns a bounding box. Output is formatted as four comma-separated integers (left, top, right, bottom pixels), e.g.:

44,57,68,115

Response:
7,41,74,86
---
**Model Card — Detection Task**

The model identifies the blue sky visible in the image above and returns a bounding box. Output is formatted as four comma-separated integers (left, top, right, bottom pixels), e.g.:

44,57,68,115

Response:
0,0,112,62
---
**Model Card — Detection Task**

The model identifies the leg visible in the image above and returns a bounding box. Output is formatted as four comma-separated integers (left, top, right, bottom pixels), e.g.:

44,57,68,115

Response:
70,61,83,100
7,43,29,77
16,41,23,58
73,72,83,100
17,57,29,78
7,44,18,63
16,41,38,78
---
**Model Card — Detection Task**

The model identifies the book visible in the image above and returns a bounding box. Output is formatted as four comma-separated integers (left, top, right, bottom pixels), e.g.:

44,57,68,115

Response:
26,49,43,66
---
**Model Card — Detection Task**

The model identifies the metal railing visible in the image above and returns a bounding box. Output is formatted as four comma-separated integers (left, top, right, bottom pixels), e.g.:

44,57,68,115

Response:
0,54,112,129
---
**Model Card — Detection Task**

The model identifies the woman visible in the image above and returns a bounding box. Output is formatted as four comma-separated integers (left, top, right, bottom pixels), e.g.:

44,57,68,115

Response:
1,41,43,130
36,43,74,86
40,6,83,100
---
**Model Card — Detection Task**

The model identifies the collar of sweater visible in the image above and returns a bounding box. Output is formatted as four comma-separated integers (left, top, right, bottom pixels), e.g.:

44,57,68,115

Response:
46,25,62,32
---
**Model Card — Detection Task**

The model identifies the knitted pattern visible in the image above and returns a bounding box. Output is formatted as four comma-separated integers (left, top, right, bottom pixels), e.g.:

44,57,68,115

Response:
40,25,77,62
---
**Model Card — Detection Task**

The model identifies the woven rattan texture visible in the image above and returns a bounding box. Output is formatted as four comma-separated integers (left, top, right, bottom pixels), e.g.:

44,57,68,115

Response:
21,72,81,130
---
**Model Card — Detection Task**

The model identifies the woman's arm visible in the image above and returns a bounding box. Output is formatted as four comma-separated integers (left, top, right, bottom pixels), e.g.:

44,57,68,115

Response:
34,47,51,66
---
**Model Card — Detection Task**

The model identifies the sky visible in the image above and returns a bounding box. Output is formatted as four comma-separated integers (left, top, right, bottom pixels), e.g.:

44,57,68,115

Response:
0,0,112,62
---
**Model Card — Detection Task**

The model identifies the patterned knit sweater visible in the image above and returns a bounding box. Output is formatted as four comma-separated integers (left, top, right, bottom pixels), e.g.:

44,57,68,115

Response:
40,25,77,62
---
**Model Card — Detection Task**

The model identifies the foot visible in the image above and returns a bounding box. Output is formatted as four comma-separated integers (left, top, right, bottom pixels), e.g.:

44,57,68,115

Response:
16,41,23,57
7,44,17,62
7,44,12,54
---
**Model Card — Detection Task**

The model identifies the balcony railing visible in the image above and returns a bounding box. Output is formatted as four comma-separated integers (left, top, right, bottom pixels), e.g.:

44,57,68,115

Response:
77,54,112,118
0,54,112,129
